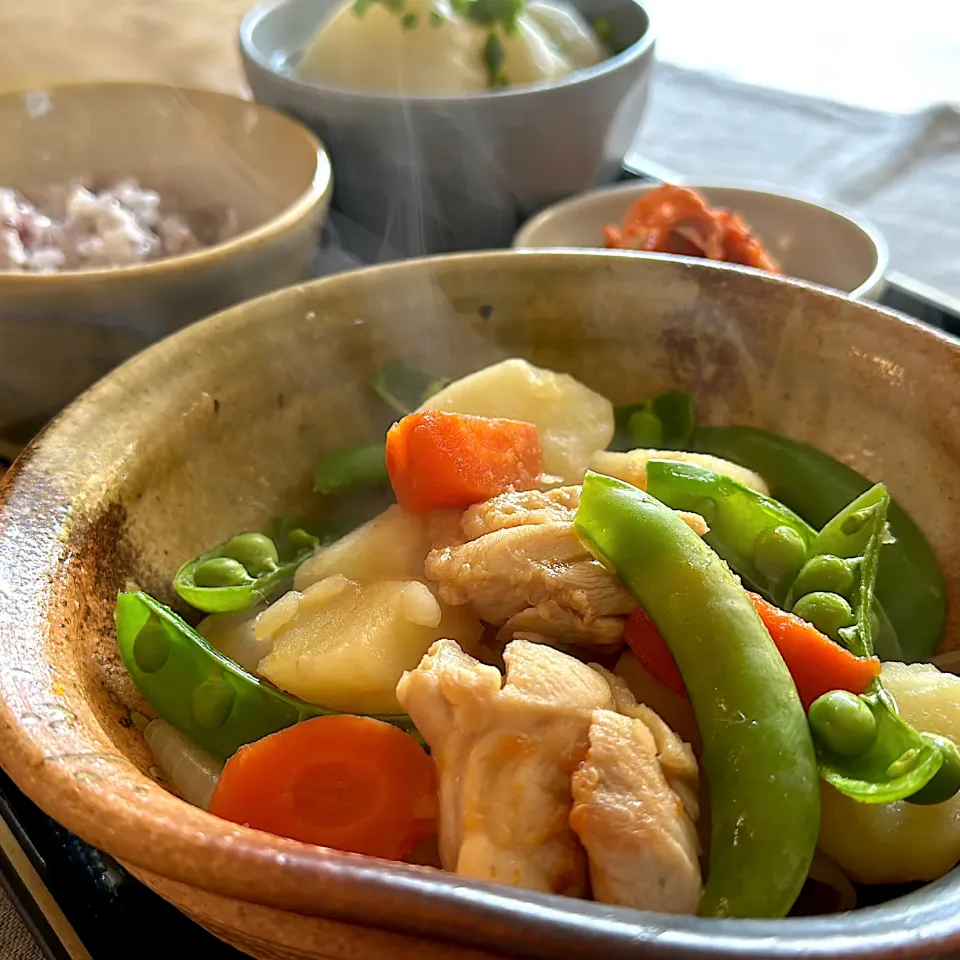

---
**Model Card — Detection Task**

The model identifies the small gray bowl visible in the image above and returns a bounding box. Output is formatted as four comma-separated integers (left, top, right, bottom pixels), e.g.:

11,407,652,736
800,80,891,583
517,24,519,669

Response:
239,0,655,258
513,181,890,300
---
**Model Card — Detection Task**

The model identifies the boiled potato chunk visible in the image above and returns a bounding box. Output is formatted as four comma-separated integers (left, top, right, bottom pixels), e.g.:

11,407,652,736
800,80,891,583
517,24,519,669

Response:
818,662,960,883
420,358,613,484
256,576,482,714
294,506,431,591
197,603,269,674
591,449,770,496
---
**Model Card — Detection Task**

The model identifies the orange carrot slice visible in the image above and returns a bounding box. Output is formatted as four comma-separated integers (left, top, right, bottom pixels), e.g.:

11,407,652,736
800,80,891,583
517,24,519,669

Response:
210,715,437,861
747,592,881,709
385,410,542,513
624,605,688,699
623,593,881,711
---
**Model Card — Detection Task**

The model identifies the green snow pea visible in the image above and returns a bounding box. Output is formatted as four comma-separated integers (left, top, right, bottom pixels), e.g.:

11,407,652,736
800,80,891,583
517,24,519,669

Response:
313,442,389,495
787,484,901,660
610,389,695,452
174,517,349,615
645,459,813,605
689,425,946,661
813,687,944,804
312,363,450,495
370,361,450,416
797,487,959,805
115,591,419,761
575,471,819,919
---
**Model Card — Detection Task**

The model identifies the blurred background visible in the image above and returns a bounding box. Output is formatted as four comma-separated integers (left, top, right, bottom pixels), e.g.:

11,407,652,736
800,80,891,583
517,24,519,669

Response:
3,0,957,296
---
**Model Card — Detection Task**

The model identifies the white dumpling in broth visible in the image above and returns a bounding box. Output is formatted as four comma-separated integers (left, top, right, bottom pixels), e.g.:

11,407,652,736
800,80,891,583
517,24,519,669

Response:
818,662,960,884
297,0,489,94
524,0,607,70
497,15,572,86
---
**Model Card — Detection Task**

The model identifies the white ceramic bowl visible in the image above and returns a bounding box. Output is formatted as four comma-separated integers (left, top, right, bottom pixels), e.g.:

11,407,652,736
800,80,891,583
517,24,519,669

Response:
513,181,889,300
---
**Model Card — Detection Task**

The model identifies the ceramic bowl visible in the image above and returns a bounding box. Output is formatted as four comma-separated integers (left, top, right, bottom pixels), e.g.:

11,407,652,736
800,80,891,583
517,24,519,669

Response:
513,181,889,300
239,0,655,259
2,251,960,960
0,81,332,449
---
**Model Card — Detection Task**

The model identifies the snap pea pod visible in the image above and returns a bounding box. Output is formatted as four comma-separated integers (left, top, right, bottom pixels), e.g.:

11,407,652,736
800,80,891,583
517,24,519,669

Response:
313,442,389,495
575,471,819,919
690,425,946,662
370,361,450,416
115,591,418,762
787,484,895,658
645,459,813,605
610,389,695,452
799,487,960,804
311,364,448,495
814,688,943,804
174,518,349,615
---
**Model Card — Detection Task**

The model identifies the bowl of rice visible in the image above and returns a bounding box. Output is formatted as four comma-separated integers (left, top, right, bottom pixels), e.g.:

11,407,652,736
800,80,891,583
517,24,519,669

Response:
0,82,332,449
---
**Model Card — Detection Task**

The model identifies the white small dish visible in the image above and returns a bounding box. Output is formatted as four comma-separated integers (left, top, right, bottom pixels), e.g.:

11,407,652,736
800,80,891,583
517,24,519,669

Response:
513,181,889,300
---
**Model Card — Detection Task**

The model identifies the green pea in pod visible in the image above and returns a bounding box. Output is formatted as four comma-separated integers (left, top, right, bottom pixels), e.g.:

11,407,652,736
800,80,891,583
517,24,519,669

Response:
645,459,813,606
787,484,901,660
797,486,960,805
689,424,946,662
609,390,696,453
116,591,419,762
174,517,350,615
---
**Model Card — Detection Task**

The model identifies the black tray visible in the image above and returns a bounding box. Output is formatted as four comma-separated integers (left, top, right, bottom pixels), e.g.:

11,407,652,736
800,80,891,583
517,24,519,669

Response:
1,172,958,960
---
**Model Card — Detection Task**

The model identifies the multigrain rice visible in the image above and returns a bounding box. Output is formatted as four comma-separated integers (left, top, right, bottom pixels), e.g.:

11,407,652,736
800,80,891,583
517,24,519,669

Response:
0,179,238,273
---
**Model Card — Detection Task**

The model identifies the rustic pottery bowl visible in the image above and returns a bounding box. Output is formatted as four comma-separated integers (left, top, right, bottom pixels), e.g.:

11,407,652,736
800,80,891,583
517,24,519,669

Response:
2,251,960,960
239,0,655,259
0,81,332,449
513,181,889,300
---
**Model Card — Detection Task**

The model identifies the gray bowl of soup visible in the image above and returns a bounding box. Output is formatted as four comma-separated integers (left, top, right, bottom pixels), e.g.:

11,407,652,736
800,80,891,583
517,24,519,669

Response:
239,0,655,258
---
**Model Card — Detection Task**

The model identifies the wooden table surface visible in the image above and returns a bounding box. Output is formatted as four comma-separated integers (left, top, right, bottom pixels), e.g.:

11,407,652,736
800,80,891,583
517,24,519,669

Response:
0,0,251,96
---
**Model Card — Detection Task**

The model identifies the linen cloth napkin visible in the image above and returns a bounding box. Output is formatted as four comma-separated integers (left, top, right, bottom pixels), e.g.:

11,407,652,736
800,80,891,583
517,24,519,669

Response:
628,62,960,303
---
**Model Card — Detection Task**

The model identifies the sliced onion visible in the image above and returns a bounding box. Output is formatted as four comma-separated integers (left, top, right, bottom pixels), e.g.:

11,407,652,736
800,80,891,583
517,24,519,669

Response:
793,849,857,915
145,719,223,810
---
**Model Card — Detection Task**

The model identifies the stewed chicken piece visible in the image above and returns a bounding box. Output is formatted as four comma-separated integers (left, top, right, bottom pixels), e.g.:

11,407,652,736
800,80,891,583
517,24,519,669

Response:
425,487,706,651
396,637,614,897
397,637,702,914
570,669,702,914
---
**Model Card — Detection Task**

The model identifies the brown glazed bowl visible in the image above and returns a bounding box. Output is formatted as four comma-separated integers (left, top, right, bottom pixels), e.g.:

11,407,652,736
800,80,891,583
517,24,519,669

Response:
1,251,960,960
0,81,332,450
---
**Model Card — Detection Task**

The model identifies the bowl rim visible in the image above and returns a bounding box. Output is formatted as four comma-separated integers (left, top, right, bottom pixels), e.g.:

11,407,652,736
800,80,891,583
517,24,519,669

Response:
238,0,655,104
0,80,333,285
512,179,890,300
2,250,960,959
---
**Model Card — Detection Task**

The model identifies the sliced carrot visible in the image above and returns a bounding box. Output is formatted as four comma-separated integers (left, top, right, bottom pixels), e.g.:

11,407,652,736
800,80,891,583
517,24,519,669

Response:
746,592,881,710
623,593,881,711
624,605,688,699
385,410,542,513
209,715,438,861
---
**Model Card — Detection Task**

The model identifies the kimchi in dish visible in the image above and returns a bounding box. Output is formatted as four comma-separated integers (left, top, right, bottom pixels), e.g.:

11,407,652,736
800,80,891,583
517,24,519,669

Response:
603,183,782,273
